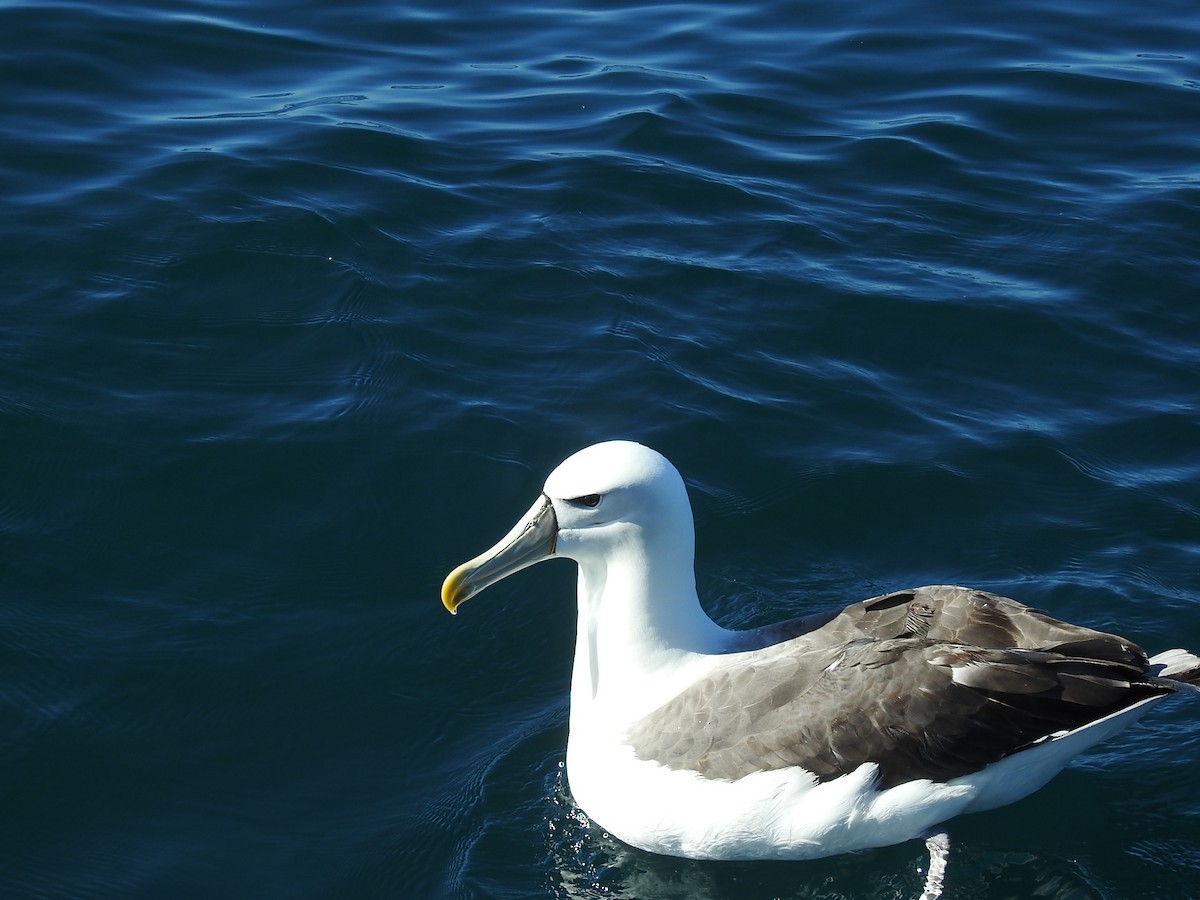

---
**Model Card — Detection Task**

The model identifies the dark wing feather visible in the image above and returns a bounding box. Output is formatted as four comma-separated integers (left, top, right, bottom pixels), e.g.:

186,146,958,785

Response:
832,586,1149,667
721,586,1149,667
629,586,1173,788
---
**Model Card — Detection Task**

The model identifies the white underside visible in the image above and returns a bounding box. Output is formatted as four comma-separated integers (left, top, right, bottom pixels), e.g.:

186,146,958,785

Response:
566,692,1166,860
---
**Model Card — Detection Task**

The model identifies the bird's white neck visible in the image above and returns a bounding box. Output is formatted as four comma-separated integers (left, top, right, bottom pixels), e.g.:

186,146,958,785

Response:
568,533,728,729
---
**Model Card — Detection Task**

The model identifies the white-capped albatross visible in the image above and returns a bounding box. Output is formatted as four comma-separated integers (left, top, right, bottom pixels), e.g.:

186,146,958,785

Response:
440,440,1200,895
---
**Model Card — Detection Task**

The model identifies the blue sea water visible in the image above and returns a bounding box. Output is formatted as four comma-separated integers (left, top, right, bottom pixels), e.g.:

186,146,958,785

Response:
2,0,1199,897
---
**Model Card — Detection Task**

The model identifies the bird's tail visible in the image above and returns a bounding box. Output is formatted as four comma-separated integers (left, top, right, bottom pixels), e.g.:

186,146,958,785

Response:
1147,648,1200,694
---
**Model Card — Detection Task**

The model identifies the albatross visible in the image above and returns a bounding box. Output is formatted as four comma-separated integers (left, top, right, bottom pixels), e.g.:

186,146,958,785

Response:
440,440,1199,896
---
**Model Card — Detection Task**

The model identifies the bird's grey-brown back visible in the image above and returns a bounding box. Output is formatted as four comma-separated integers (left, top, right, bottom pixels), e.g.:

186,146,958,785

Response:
629,585,1200,788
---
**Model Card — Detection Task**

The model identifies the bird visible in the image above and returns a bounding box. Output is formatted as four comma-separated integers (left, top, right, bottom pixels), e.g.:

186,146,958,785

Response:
440,440,1199,898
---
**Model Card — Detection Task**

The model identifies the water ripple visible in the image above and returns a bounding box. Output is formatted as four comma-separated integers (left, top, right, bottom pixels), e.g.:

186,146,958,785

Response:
3,0,1200,897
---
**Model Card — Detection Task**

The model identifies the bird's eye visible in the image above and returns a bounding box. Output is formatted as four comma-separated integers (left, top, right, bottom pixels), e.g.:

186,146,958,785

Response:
569,494,602,509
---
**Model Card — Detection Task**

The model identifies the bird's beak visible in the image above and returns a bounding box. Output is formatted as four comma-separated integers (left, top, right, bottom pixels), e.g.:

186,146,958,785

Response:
441,494,558,614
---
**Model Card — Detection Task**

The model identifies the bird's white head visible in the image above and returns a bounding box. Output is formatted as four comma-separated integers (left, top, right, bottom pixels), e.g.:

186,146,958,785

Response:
441,440,694,614
546,440,693,563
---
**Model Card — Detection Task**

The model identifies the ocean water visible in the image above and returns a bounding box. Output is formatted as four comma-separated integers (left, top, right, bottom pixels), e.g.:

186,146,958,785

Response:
2,0,1199,897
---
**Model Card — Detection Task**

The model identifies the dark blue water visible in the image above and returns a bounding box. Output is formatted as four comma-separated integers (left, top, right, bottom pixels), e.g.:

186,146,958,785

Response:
3,0,1199,897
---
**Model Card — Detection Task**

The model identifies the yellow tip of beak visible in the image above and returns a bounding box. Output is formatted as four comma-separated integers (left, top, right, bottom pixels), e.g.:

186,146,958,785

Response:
440,564,471,615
